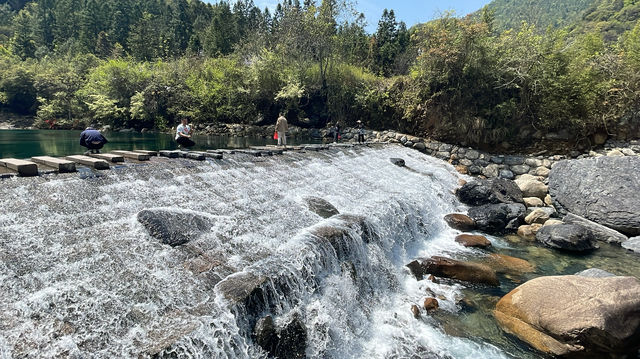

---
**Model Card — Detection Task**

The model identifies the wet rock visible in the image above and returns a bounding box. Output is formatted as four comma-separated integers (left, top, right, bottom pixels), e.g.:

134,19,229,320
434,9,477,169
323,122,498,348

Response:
467,203,526,234
575,268,616,278
276,314,307,359
494,275,640,357
444,214,476,231
523,197,544,207
563,213,628,244
515,174,548,199
254,316,278,356
549,157,640,236
455,165,468,175
411,304,421,318
454,234,492,248
482,164,500,178
536,224,598,252
525,208,550,225
217,272,269,309
510,165,530,175
622,237,640,254
423,298,439,312
456,178,523,206
304,196,339,219
137,209,212,247
310,214,372,257
406,256,499,286
465,150,480,160
390,158,405,167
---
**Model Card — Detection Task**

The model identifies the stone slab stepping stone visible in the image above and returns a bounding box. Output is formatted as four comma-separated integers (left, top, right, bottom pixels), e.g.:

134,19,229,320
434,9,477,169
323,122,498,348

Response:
89,153,125,163
209,149,232,154
0,158,38,176
111,150,150,161
193,151,223,160
133,150,158,156
65,155,110,170
176,151,206,160
235,149,262,156
31,156,76,173
159,150,180,158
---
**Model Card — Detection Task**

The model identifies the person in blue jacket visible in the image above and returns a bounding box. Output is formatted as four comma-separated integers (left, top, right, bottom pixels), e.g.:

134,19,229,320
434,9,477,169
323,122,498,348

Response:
80,127,108,154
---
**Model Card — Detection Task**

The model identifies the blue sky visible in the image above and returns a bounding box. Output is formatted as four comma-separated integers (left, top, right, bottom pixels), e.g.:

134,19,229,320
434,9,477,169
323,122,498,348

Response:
247,0,492,31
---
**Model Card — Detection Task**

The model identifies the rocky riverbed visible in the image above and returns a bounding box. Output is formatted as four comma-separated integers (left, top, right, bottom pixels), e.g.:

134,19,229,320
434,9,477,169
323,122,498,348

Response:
385,132,640,358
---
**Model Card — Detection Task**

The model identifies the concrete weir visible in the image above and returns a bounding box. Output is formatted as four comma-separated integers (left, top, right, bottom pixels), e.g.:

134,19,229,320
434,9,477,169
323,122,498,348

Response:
0,143,372,179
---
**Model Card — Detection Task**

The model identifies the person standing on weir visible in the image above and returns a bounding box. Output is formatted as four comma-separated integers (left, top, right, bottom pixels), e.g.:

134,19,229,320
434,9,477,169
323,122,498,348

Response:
80,126,108,154
357,120,366,144
176,118,196,150
275,113,288,147
332,122,341,143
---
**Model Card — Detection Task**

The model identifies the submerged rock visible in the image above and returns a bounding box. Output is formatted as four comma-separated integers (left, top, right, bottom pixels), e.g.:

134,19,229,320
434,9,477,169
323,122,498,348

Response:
482,253,535,274
444,214,476,231
549,157,640,236
304,196,339,218
563,213,628,244
456,178,523,206
406,256,499,286
536,224,599,252
494,275,640,357
137,209,212,246
467,203,526,234
454,234,492,248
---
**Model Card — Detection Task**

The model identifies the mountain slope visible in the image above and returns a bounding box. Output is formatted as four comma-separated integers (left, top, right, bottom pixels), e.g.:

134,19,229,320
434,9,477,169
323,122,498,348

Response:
485,0,595,31
571,0,640,41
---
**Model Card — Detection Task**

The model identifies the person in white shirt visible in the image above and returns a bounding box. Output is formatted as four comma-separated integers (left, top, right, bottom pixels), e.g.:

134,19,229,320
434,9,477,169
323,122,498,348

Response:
175,118,195,149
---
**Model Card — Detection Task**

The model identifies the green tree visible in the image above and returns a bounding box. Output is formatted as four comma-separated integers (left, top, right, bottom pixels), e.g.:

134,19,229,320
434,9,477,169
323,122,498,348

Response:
9,8,36,59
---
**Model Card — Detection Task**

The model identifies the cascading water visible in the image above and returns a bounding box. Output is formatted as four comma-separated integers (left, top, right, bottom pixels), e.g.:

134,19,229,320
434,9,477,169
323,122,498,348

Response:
0,145,520,358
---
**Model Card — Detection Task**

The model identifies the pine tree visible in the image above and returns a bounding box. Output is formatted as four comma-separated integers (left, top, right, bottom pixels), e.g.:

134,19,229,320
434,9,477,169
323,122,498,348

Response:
10,8,36,59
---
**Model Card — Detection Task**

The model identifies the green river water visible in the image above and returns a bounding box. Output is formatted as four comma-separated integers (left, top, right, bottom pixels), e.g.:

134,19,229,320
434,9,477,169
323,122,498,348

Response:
0,129,316,159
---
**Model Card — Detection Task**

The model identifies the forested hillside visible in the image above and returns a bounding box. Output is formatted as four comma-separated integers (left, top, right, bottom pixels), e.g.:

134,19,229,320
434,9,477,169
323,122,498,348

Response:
1,0,639,149
485,0,594,31
572,0,640,41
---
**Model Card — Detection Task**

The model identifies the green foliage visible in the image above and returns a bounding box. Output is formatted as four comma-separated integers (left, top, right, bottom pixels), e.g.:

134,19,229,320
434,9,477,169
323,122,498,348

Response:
484,0,594,32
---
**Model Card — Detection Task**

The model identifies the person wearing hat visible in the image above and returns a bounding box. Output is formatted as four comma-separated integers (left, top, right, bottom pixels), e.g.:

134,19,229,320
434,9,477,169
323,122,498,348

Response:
357,120,366,144
80,126,108,154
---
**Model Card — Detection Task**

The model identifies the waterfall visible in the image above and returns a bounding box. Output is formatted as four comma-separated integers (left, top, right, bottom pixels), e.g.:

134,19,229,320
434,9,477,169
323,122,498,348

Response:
0,145,511,358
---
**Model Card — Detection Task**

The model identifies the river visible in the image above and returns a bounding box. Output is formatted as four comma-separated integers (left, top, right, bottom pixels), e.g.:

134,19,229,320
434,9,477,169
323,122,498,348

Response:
0,129,318,159
0,144,638,358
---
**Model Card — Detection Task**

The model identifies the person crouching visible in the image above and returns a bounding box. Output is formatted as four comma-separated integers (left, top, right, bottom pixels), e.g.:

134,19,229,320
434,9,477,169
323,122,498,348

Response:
176,118,196,150
80,126,108,154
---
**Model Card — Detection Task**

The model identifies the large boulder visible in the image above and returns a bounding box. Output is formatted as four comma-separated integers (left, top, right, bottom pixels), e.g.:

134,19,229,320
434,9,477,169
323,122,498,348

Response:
304,196,339,218
549,157,640,236
536,224,598,252
563,213,628,244
494,275,640,357
467,203,526,234
456,178,523,206
515,174,548,199
406,256,499,286
137,209,212,247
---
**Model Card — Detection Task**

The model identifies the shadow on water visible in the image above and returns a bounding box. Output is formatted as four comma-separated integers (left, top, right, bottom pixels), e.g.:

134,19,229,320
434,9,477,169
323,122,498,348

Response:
0,129,321,158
